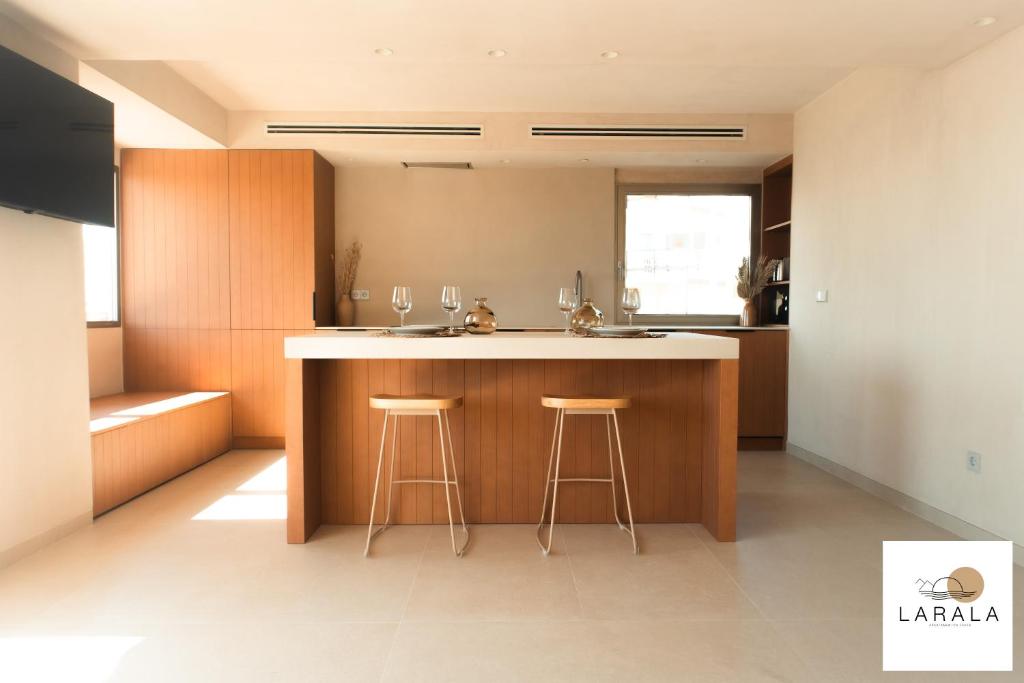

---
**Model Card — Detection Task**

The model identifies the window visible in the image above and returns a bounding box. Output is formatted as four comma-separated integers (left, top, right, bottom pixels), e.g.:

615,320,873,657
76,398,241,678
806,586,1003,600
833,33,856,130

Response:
616,185,759,323
83,168,119,326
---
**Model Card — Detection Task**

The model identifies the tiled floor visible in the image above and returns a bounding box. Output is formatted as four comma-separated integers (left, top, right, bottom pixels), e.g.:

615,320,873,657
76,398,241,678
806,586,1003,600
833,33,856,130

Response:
0,449,1020,682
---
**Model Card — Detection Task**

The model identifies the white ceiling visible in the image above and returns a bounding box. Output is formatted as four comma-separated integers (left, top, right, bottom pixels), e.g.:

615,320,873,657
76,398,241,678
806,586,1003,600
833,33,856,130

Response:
3,0,1023,114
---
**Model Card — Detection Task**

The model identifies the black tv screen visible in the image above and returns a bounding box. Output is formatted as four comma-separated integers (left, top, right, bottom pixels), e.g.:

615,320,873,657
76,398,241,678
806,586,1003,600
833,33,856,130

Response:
0,44,114,227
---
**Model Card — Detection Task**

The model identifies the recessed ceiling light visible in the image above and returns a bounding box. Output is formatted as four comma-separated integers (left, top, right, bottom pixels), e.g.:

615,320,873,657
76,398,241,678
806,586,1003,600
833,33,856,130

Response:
695,158,708,164
600,50,620,60
500,159,511,164
579,158,590,163
488,49,507,58
973,16,997,27
374,47,394,56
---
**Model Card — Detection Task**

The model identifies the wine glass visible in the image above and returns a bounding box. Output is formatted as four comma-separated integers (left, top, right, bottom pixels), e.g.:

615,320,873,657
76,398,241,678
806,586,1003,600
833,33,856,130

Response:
621,287,641,326
441,285,462,332
558,287,577,335
392,286,412,327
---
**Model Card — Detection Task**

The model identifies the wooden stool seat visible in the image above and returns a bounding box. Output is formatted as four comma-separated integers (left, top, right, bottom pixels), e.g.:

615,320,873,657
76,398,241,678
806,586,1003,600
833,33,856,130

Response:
540,394,631,411
369,394,463,411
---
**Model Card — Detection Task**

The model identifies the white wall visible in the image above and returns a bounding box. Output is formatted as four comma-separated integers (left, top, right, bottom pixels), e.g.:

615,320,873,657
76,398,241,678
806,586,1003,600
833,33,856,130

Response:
0,15,94,566
790,27,1024,547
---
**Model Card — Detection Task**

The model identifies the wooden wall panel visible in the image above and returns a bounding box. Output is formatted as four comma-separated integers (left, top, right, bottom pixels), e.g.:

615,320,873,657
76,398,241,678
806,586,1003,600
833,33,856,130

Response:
230,329,304,438
122,148,334,441
123,328,231,392
91,393,231,516
121,149,230,330
318,359,706,525
229,150,316,330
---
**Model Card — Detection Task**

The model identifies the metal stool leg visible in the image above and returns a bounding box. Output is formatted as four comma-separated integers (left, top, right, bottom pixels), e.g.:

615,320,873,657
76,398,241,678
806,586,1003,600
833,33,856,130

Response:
365,410,392,556
606,414,626,531
536,408,560,546
382,411,400,528
443,411,469,535
536,408,565,555
437,409,469,557
611,409,638,554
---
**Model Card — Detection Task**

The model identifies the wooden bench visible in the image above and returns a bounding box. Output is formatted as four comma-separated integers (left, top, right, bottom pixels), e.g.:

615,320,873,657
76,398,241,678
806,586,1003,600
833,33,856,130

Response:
89,391,232,516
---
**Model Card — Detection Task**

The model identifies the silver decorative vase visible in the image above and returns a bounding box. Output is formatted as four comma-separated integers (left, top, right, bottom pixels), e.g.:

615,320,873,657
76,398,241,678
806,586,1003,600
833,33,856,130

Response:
463,297,497,334
570,298,605,332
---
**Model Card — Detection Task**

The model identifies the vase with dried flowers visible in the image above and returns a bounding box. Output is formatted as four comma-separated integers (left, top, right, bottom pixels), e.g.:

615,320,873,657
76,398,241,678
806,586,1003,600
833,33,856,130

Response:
336,240,362,327
735,255,779,327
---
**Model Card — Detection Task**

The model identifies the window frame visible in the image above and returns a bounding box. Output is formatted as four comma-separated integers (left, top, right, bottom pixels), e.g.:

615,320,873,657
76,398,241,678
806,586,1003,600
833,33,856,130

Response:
614,183,762,326
85,165,121,328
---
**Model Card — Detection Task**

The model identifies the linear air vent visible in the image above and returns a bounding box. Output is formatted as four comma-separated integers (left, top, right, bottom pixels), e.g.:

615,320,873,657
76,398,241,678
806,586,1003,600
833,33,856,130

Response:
530,125,745,140
266,123,482,137
401,162,473,170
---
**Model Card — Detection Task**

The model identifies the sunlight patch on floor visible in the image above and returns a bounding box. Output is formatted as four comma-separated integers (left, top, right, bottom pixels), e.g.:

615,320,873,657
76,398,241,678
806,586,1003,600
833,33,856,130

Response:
192,494,287,521
0,636,144,683
191,456,288,521
235,456,286,493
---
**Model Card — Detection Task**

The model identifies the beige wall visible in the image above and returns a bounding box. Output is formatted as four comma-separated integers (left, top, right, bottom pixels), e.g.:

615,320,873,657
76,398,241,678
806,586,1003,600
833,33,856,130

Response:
790,27,1024,547
86,327,123,398
336,167,617,327
336,165,766,327
0,16,94,566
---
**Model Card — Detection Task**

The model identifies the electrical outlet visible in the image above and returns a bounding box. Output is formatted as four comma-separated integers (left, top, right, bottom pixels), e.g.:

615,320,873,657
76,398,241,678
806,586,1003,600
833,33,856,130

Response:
966,450,982,474
351,289,370,301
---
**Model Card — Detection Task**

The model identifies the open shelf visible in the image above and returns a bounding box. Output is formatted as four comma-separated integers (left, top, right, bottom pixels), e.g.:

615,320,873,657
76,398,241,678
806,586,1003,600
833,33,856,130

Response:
759,155,792,326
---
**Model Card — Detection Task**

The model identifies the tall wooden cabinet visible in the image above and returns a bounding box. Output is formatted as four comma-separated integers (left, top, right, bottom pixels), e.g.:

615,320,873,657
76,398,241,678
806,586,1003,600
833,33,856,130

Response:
121,149,335,446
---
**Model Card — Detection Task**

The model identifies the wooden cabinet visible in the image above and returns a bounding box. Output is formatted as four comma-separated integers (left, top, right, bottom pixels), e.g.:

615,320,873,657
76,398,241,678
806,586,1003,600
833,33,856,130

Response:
121,149,335,445
699,330,788,449
228,150,335,330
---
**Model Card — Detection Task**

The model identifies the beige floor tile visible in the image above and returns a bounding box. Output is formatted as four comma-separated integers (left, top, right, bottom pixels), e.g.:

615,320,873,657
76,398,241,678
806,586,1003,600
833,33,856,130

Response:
402,524,583,622
383,619,814,682
2,448,1020,681
563,524,762,620
771,618,1022,683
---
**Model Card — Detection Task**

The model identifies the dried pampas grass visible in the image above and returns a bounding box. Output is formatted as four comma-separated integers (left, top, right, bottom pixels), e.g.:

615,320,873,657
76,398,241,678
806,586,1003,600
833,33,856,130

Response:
337,240,362,295
736,255,779,300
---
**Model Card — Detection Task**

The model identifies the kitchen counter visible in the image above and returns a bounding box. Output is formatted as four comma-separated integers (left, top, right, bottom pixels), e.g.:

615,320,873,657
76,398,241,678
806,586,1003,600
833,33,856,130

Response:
284,331,739,545
285,330,738,360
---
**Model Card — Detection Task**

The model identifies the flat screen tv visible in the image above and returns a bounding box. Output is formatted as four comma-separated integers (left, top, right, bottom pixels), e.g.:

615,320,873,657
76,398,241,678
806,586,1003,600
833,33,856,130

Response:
0,44,114,227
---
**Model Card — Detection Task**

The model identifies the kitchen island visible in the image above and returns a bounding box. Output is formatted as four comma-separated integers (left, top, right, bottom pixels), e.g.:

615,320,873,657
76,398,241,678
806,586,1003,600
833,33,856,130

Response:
284,331,739,544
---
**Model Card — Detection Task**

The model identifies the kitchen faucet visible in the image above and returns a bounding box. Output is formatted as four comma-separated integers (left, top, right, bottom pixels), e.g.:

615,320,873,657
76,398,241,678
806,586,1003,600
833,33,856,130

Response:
574,270,583,306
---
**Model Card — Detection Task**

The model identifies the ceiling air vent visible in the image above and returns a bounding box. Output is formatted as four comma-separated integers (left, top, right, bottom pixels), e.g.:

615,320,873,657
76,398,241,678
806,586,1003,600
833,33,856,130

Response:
266,123,482,137
401,162,473,169
530,125,745,140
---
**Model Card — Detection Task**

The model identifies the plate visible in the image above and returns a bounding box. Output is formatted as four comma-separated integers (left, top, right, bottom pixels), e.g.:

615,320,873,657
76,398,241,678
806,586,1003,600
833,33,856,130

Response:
388,325,448,336
588,326,649,338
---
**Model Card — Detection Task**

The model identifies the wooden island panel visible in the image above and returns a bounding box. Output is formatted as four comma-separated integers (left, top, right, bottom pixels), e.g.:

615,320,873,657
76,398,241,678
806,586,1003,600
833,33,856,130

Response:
294,358,735,538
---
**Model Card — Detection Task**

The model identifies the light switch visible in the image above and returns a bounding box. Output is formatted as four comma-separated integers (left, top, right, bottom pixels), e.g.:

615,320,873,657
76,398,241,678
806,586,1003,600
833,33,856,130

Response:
815,289,829,303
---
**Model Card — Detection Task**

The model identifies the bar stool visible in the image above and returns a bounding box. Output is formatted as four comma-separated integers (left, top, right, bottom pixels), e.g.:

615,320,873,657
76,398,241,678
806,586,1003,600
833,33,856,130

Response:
536,394,638,555
365,394,469,557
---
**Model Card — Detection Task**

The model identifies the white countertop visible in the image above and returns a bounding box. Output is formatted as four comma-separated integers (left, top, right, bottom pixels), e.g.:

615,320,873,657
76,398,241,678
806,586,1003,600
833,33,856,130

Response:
284,331,738,360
